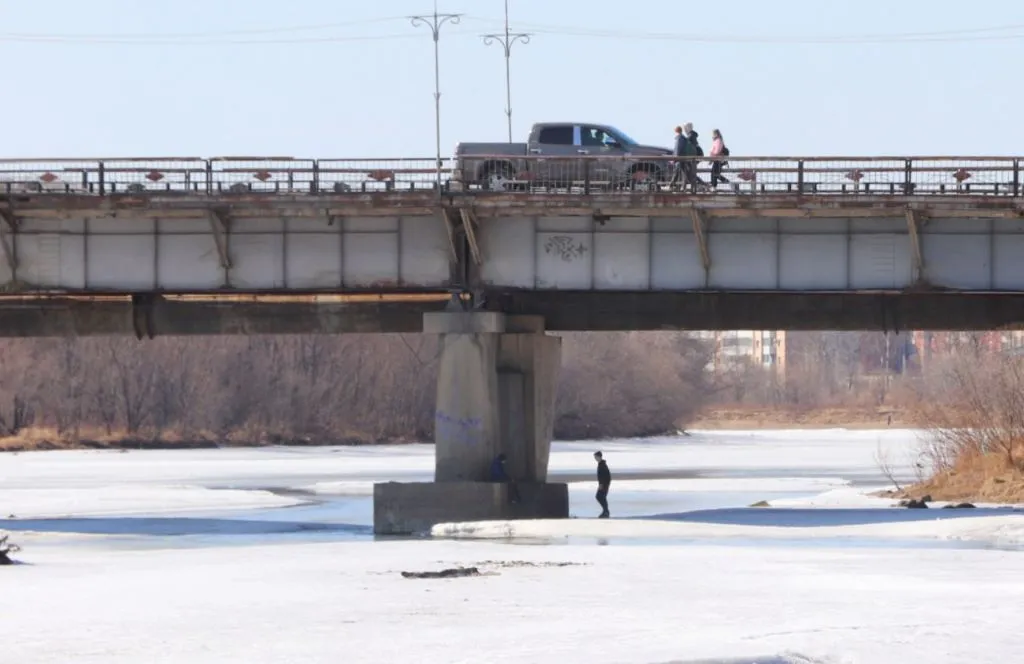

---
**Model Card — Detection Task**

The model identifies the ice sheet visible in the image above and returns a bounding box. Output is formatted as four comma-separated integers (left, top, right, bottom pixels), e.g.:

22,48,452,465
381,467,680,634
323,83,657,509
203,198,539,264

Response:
3,538,1022,664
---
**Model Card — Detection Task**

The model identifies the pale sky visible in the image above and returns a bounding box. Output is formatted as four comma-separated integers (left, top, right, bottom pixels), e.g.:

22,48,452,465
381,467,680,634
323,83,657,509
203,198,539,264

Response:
2,0,1021,158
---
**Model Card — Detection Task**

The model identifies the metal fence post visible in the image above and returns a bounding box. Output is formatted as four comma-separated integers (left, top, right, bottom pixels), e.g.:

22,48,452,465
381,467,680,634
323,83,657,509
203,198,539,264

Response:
904,159,913,194
312,160,320,194
1013,159,1020,197
797,160,804,193
97,161,105,196
205,160,213,195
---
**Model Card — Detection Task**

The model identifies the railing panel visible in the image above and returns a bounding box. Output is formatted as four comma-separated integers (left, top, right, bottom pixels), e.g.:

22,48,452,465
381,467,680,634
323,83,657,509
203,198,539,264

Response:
316,158,448,193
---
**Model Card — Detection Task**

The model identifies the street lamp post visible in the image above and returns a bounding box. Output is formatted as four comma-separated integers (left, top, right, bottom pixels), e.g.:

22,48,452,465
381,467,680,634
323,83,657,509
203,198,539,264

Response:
482,0,531,143
411,1,462,190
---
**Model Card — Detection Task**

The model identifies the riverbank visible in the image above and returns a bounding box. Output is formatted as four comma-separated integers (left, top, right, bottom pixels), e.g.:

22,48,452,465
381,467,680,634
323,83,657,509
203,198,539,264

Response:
885,461,1024,505
689,406,912,430
0,408,919,452
0,427,399,453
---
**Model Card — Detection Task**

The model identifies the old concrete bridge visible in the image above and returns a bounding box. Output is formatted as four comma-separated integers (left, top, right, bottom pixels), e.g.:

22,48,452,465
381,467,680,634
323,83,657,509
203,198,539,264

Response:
2,154,1023,533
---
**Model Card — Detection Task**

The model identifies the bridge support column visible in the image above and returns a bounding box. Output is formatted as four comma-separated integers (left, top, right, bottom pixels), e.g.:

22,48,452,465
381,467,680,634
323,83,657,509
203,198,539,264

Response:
373,312,568,535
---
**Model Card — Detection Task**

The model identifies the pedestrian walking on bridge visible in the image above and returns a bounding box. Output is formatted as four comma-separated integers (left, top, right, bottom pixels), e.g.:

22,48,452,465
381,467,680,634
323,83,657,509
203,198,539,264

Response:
709,129,730,188
593,451,612,518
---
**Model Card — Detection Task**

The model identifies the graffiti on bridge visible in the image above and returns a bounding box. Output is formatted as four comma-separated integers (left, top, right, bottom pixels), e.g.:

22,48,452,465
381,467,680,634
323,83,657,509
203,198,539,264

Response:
544,236,588,263
435,410,484,445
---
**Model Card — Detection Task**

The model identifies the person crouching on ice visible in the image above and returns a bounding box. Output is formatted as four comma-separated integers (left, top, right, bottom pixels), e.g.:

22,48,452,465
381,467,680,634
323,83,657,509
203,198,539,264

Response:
490,453,520,504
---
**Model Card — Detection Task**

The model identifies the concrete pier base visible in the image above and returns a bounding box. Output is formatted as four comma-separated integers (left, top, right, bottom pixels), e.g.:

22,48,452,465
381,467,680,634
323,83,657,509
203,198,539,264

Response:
372,311,569,535
373,481,569,536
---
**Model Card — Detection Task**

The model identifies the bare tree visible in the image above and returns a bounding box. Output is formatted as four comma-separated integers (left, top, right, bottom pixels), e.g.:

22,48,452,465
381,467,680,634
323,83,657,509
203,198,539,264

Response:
103,339,158,435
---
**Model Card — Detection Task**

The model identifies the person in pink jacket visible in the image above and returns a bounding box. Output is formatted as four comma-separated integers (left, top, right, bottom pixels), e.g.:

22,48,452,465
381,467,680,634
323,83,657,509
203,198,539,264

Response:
709,129,730,188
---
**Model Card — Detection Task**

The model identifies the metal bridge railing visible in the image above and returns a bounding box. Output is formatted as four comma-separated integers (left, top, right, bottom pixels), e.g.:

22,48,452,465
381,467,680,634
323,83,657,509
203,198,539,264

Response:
0,155,1020,197
0,157,450,195
453,155,1023,196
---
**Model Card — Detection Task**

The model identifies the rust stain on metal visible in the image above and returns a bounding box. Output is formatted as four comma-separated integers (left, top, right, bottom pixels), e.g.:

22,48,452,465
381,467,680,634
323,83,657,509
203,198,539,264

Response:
367,170,395,182
0,292,453,304
3,189,1021,223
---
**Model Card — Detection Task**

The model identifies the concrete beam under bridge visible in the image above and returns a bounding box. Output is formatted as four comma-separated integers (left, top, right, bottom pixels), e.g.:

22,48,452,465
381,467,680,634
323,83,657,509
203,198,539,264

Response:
486,290,1024,332
4,290,1024,336
0,294,447,337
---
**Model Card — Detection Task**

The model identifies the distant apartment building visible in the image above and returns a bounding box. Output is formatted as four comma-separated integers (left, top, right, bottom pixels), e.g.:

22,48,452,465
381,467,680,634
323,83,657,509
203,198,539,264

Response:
691,329,1024,379
695,330,787,373
910,330,1024,367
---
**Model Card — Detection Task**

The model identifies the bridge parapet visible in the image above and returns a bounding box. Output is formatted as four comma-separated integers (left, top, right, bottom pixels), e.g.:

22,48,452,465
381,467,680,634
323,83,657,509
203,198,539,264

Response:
0,156,1020,198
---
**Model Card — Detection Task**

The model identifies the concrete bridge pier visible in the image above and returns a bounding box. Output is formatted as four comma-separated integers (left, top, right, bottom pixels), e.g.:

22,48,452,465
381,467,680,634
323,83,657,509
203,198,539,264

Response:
373,311,569,535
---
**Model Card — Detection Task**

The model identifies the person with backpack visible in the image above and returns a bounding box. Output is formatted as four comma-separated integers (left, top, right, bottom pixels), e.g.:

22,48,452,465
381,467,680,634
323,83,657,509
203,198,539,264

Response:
709,128,730,188
682,123,708,192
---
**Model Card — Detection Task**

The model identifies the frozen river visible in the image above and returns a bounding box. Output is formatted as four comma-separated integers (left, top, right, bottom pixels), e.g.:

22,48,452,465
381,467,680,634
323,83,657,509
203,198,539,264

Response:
3,429,1024,663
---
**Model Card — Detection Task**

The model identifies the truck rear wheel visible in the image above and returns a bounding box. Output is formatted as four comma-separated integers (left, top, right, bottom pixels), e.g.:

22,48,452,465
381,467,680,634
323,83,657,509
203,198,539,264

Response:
628,164,662,192
482,162,516,191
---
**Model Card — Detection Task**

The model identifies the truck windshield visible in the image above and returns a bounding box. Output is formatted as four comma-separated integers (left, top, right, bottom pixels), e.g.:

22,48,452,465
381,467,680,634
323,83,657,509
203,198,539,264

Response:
607,127,638,146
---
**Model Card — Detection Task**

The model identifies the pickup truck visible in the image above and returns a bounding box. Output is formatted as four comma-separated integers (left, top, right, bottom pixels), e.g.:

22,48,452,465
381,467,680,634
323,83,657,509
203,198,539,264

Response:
453,122,673,191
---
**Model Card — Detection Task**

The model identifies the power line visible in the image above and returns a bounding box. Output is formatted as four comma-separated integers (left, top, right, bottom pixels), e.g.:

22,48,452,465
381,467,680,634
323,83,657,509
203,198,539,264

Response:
524,29,1024,44
0,16,504,44
0,16,501,45
512,23,1024,44
8,29,1024,46
3,15,1024,46
0,15,415,39
0,32,435,45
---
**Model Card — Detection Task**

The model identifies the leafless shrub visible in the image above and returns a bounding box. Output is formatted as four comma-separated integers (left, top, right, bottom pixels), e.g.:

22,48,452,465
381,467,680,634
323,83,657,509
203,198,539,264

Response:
913,351,1024,475
873,438,904,492
0,332,714,446
554,332,712,439
0,532,20,565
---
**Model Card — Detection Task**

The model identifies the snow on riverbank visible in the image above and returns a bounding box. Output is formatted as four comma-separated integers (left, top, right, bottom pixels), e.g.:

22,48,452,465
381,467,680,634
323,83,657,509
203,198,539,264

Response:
0,428,920,490
433,512,1024,547
307,476,856,498
1,429,918,521
3,538,1023,664
767,487,898,508
0,485,303,519
568,476,852,493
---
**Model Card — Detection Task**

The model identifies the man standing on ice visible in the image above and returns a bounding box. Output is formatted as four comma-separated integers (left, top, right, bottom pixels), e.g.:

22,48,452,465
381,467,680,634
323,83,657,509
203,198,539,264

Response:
593,451,612,518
